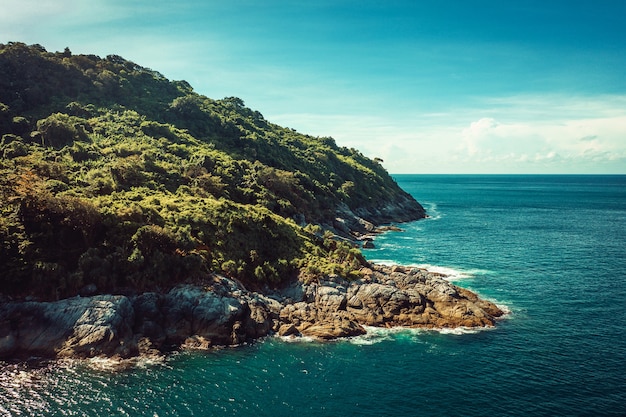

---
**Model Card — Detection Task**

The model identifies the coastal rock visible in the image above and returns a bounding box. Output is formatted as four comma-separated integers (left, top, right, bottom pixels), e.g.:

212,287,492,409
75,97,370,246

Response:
0,266,504,360
132,292,166,345
353,194,427,225
0,320,16,358
0,279,279,360
0,295,136,359
278,323,299,337
242,294,281,340
362,240,375,249
159,281,280,347
162,285,247,346
332,195,426,240
274,265,504,339
298,318,366,339
59,296,135,358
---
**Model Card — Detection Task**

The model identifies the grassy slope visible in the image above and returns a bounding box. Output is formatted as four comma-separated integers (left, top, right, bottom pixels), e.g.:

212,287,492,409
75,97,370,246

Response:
0,42,424,299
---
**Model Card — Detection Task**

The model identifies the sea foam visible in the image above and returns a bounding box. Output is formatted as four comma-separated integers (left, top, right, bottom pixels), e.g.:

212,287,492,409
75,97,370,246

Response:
423,202,443,220
367,260,488,282
346,324,496,345
412,264,473,280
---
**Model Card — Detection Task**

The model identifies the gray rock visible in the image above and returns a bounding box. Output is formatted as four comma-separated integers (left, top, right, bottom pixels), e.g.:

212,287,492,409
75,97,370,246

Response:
278,323,299,337
161,286,245,346
275,264,504,339
0,264,505,360
362,240,375,249
0,295,136,359
299,317,366,339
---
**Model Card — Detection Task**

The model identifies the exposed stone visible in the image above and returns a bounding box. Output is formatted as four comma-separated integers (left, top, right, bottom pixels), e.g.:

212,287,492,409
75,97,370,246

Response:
275,264,504,340
182,335,212,350
377,225,404,232
299,318,366,340
0,295,136,360
0,264,505,360
391,265,406,273
362,240,375,249
278,323,299,337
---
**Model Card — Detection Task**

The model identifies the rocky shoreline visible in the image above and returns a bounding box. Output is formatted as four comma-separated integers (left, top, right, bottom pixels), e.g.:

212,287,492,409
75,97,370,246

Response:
0,264,504,361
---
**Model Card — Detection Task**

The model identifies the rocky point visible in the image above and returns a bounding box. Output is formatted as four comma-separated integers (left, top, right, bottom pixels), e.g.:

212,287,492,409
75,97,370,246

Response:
0,264,504,360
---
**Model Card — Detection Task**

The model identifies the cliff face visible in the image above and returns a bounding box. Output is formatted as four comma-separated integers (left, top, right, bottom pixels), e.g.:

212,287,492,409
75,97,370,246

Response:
0,267,503,361
0,42,425,299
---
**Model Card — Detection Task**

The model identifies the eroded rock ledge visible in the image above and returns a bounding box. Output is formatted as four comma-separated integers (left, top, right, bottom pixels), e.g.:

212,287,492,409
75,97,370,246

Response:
0,265,504,361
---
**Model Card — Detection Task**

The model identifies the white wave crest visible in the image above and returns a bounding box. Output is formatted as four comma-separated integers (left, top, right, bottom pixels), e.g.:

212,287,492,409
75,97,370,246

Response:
366,262,490,281
409,264,493,281
347,326,400,345
408,264,470,280
74,355,167,372
346,324,496,345
436,326,485,335
423,202,442,220
495,302,512,316
276,334,316,344
367,259,397,266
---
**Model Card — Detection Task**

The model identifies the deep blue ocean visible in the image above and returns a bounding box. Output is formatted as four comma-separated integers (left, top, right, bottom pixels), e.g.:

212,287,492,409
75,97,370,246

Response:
2,175,625,416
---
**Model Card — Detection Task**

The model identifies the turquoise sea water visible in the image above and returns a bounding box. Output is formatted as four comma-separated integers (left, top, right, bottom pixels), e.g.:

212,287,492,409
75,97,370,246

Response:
2,175,626,416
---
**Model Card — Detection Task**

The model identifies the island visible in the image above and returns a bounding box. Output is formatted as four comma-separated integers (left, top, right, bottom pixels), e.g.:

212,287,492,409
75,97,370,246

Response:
0,43,503,361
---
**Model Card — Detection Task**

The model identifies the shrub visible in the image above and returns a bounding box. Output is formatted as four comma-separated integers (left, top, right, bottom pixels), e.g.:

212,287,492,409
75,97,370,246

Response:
0,43,422,299
36,113,88,148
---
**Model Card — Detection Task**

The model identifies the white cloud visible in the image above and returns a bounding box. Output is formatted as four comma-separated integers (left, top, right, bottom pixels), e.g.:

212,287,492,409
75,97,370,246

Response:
269,94,626,174
460,117,500,156
451,112,626,173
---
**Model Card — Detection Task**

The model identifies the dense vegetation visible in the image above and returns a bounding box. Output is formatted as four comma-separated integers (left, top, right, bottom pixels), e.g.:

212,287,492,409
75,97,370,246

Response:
0,42,423,299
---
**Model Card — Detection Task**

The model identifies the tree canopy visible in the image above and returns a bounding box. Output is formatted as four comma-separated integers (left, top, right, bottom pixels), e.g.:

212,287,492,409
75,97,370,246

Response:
0,42,424,299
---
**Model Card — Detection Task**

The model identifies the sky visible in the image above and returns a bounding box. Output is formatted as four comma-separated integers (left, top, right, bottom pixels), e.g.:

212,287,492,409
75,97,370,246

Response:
2,0,625,174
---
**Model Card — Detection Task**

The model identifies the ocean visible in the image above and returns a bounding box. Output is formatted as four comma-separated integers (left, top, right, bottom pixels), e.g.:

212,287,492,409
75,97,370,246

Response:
2,174,625,416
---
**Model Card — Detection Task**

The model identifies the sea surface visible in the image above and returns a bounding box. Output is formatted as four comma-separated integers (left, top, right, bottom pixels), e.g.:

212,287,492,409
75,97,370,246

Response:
2,174,625,416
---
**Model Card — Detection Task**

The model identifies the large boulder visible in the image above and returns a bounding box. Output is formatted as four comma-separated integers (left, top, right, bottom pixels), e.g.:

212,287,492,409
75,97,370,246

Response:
274,265,504,339
161,285,246,346
0,295,135,359
298,318,366,339
160,280,277,347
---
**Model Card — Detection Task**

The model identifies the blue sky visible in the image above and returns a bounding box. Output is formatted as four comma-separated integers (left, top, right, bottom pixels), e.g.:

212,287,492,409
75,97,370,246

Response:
3,0,625,173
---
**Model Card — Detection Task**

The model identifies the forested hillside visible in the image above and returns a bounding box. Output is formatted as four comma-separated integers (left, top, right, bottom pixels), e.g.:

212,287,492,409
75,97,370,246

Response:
0,42,425,299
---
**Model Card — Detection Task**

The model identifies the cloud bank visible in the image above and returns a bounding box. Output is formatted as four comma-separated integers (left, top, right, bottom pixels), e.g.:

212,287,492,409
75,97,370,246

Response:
271,95,626,174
